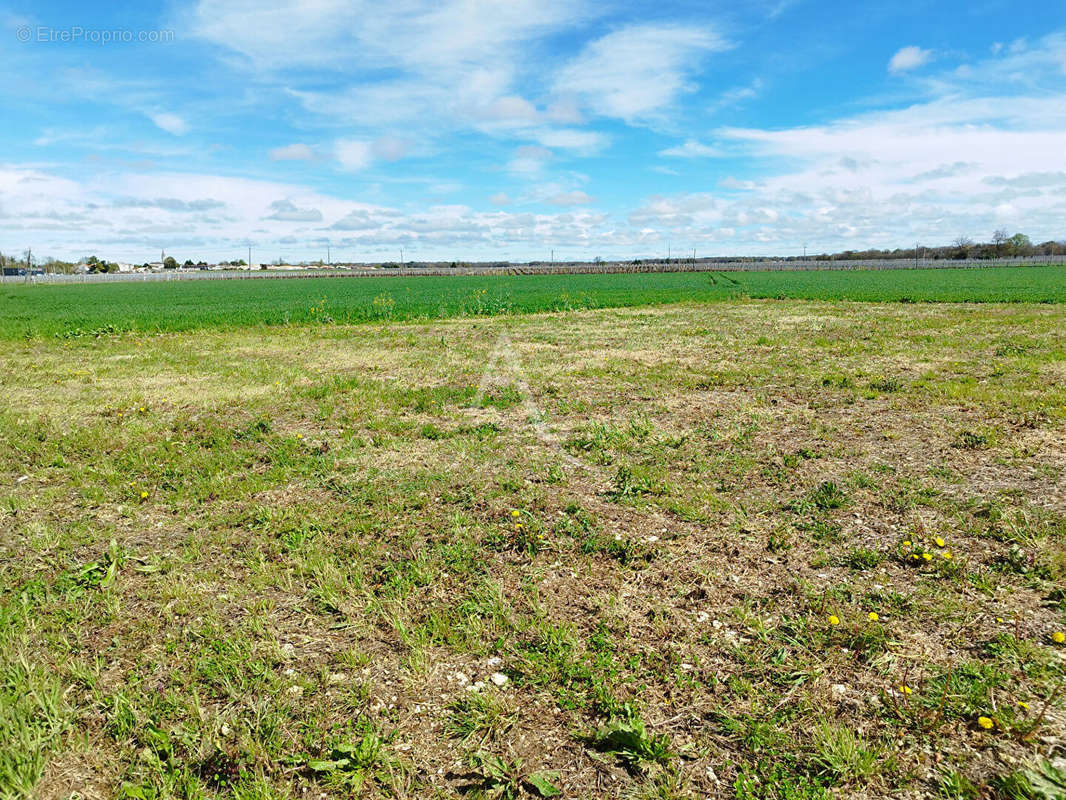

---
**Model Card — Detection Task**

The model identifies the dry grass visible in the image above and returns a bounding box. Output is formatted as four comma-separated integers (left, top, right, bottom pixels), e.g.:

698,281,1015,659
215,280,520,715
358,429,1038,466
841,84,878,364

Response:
1,299,1065,799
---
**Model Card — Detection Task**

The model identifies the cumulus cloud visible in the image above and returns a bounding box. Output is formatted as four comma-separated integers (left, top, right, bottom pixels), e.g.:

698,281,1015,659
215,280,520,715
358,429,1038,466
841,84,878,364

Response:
270,143,315,161
333,137,414,170
334,140,374,171
659,140,722,158
888,45,933,73
533,129,608,154
547,190,594,206
150,112,188,135
507,145,553,176
263,199,323,222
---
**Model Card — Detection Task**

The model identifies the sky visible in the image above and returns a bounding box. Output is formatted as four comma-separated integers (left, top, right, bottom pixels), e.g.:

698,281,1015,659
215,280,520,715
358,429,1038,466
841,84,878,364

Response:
2,1,1065,264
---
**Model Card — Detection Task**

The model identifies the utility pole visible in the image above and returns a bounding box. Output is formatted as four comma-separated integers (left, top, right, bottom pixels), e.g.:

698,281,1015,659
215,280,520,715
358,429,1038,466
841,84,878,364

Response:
803,243,807,260
248,245,252,270
667,243,671,262
914,242,919,269
327,245,331,266
25,247,31,283
551,249,554,265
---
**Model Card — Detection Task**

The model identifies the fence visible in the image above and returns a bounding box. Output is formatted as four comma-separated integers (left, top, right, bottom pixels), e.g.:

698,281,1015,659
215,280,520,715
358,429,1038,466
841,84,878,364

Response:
4,254,1064,285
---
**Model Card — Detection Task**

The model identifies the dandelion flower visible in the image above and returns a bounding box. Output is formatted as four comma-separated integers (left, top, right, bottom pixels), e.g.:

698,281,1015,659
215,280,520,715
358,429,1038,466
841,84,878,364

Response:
942,551,953,560
899,684,913,695
922,552,932,561
903,540,912,547
977,716,994,729
514,523,523,531
1052,631,1066,644
140,491,148,499
934,536,945,548
868,612,879,622
139,407,146,413
511,510,520,518
910,554,920,561
828,615,840,626
1018,701,1030,711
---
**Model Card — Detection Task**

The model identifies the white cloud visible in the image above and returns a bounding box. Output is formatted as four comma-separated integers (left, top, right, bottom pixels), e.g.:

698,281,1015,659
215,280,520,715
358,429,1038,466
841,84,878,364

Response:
659,140,722,158
334,140,373,171
150,112,188,135
506,145,553,176
263,199,323,222
490,192,512,206
533,129,608,154
547,190,594,206
888,45,933,74
553,23,730,122
707,79,763,113
270,143,315,161
372,136,414,161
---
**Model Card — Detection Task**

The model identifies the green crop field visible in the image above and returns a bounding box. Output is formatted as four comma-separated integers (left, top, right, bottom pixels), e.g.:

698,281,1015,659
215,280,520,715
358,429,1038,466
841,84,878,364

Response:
1,264,1065,339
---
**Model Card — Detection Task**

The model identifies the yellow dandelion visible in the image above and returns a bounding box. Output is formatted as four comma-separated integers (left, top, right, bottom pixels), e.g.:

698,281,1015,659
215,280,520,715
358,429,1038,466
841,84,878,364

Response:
515,523,523,531
828,614,840,626
899,684,913,695
922,552,933,561
1052,631,1066,644
1018,701,1030,711
296,433,303,439
140,491,148,499
977,716,994,729
942,551,953,560
511,510,520,518
934,536,945,548
139,406,146,413
910,554,921,561
868,612,879,622
902,540,912,547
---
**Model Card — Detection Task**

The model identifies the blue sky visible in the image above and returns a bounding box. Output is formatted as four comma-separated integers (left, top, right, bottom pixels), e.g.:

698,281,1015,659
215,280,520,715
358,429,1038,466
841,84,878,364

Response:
2,0,1065,263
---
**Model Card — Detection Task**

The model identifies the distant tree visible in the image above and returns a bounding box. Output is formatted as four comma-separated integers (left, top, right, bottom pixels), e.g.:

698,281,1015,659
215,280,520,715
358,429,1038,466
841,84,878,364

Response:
163,256,178,269
183,259,195,268
952,236,974,259
991,229,1009,257
1007,233,1032,256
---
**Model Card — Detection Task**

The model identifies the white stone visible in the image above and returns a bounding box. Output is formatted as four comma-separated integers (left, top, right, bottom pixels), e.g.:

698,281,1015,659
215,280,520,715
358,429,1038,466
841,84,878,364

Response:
489,672,509,687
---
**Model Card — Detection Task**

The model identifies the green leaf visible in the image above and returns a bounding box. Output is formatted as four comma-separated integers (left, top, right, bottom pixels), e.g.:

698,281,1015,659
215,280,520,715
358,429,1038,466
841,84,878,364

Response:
525,771,561,797
308,757,349,772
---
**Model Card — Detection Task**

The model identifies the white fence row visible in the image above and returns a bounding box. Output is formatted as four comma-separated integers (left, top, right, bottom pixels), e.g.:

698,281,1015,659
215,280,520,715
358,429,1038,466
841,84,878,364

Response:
4,254,1064,285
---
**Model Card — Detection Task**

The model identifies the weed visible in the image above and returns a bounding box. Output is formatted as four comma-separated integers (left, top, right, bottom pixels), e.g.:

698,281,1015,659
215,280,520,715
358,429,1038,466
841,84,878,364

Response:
588,706,672,775
451,753,561,798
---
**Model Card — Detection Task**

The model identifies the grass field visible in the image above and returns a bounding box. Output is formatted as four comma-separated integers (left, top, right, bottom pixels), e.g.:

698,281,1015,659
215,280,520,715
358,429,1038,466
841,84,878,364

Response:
2,264,1066,339
2,294,1066,799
